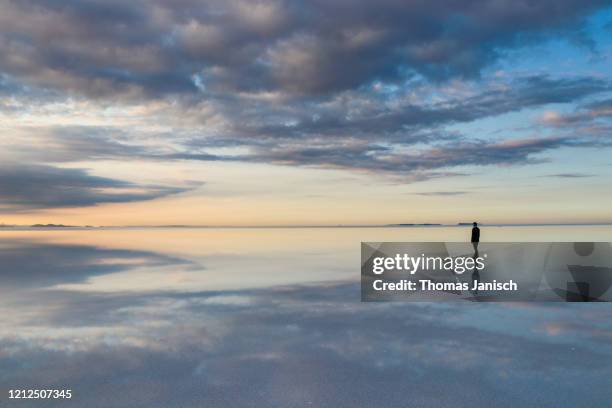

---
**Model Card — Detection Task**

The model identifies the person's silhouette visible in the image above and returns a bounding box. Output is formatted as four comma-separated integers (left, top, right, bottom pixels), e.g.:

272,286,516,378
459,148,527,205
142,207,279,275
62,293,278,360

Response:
471,222,480,253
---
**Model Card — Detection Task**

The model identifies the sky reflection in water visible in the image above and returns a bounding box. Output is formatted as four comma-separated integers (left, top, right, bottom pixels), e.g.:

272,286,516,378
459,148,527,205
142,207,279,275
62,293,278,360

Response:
1,227,612,407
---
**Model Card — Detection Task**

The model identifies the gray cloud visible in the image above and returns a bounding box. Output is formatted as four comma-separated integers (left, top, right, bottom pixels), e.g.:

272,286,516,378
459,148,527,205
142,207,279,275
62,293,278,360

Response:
0,164,199,210
0,126,228,165
544,173,595,178
0,74,606,187
3,74,606,182
165,75,608,178
0,127,144,163
218,75,609,141
231,135,584,178
0,0,607,98
0,1,610,193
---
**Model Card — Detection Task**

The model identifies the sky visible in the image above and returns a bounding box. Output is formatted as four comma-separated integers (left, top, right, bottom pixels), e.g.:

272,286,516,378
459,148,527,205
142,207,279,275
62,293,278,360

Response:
0,0,611,226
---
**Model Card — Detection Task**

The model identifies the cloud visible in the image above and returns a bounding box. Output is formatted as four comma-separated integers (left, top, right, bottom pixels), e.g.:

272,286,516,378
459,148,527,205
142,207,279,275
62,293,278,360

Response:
0,0,607,98
544,173,595,178
233,135,582,178
412,191,471,196
2,71,607,182
0,127,144,163
0,126,228,165
541,98,612,126
159,75,609,177
219,75,609,142
538,97,612,150
0,2,610,190
0,164,199,210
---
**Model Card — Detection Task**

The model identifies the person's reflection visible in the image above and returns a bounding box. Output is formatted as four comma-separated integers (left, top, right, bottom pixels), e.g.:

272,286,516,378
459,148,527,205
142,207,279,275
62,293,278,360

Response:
471,222,480,255
471,253,480,295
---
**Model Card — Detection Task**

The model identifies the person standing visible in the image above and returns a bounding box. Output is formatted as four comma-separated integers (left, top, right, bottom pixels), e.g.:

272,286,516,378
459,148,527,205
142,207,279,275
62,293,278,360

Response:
471,222,480,253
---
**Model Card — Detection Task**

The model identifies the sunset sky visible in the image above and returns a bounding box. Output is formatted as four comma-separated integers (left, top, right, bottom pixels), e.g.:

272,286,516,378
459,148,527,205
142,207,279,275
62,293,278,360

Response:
0,0,611,226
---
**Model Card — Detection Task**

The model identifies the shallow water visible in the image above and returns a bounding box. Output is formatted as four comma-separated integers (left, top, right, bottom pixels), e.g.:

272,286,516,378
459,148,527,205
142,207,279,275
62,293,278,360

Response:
1,226,612,407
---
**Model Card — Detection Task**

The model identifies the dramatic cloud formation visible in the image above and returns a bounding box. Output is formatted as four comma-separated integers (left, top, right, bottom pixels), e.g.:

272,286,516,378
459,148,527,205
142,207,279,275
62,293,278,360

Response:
229,134,598,181
0,0,607,97
3,75,607,178
0,0,610,214
0,164,197,210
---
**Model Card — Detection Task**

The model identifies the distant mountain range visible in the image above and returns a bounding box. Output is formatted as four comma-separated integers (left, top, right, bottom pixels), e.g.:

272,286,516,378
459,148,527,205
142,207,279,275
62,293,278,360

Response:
0,224,93,228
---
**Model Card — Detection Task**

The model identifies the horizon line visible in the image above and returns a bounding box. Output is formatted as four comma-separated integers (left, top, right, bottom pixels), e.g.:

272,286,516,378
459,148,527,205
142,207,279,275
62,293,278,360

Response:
2,222,612,229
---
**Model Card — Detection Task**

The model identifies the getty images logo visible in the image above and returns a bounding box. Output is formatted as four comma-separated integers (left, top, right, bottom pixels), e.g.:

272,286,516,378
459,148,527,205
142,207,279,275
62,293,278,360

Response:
372,253,486,275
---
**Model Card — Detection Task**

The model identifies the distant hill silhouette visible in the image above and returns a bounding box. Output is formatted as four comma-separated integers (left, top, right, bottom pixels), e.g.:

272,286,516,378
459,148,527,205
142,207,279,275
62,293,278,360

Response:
31,224,75,228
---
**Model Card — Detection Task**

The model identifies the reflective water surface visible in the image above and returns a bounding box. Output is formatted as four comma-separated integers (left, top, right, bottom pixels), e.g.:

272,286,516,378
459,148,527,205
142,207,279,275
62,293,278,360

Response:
1,226,612,407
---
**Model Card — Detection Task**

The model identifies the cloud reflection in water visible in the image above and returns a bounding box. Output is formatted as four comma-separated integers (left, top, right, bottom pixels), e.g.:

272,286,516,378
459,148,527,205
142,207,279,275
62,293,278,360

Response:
0,233,611,407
